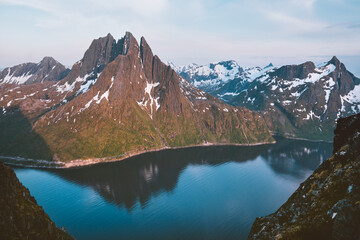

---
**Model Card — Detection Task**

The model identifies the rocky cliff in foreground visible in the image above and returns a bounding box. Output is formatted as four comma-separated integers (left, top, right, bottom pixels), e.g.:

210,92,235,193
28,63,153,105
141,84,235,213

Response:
0,162,73,239
248,113,360,239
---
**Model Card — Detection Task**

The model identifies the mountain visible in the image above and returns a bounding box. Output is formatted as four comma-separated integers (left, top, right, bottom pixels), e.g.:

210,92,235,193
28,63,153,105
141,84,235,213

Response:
0,57,70,85
175,61,273,103
177,58,360,141
0,162,73,239
0,32,273,165
248,113,360,239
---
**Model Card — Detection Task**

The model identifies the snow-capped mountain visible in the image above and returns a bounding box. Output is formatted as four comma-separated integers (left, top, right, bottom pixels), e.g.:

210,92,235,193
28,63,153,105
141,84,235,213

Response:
0,57,69,85
175,61,274,102
176,60,243,90
178,57,360,141
0,32,273,164
235,57,360,140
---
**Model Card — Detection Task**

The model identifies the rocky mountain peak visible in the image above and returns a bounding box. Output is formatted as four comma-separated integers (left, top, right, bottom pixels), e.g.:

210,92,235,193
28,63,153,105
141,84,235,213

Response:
0,57,69,85
79,33,115,77
272,61,316,80
77,32,141,78
325,56,359,96
123,31,139,55
329,56,341,68
264,63,274,69
140,36,154,80
40,56,57,64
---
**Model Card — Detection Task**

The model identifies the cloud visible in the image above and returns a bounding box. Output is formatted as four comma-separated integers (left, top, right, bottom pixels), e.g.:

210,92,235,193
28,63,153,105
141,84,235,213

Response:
264,10,325,33
327,21,360,30
291,0,316,9
0,0,170,26
0,0,359,72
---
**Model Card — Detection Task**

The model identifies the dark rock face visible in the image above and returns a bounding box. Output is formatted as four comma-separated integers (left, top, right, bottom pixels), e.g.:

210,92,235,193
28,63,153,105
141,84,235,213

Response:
0,57,69,85
0,162,73,239
248,113,360,240
79,33,130,78
271,61,316,80
333,114,360,154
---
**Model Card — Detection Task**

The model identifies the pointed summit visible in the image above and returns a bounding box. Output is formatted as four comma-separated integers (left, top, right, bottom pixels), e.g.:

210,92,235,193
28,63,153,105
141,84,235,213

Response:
329,56,341,68
80,34,115,77
40,56,57,63
140,36,154,80
264,63,274,69
123,31,138,55
0,56,69,85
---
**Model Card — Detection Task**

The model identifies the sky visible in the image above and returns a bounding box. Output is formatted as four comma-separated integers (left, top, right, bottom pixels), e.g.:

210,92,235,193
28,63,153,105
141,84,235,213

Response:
0,0,360,75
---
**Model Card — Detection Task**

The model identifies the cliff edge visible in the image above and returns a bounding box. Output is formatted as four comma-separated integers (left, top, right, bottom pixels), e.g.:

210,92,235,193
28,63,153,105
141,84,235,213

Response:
0,162,73,239
248,113,360,239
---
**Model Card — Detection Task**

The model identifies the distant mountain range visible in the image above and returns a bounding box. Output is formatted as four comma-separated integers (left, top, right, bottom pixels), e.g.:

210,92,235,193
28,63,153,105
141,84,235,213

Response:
0,57,69,85
0,32,273,165
176,58,360,141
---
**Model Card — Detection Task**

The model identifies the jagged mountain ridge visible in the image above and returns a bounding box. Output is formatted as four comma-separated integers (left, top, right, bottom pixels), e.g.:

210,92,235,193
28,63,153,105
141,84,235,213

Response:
248,113,360,239
177,58,360,141
0,57,70,85
0,32,273,164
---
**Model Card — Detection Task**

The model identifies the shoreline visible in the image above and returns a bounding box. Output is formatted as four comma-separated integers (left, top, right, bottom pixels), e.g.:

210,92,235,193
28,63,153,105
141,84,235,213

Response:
0,141,276,169
274,135,333,143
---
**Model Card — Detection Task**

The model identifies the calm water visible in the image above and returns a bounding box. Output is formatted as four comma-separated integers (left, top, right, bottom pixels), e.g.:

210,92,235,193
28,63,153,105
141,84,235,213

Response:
13,138,332,240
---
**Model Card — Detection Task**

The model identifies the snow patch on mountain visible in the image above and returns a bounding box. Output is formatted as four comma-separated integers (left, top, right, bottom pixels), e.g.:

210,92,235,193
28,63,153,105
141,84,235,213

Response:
1,68,33,85
303,110,320,120
342,84,360,104
280,64,336,90
244,64,275,82
176,61,242,90
56,75,87,94
76,72,102,95
323,77,336,113
137,81,160,119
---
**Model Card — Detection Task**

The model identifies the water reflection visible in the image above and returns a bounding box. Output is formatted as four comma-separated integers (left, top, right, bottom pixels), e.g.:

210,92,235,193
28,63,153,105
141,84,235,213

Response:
48,138,332,211
261,138,332,179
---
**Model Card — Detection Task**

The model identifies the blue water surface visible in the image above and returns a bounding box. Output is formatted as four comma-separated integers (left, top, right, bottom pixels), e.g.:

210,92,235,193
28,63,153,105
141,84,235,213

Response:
13,138,332,240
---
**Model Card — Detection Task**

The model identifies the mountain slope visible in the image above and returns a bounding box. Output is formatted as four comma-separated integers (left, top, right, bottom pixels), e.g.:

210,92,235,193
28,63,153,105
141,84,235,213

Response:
0,32,273,165
0,162,73,239
248,113,360,239
0,34,131,162
0,57,69,85
178,58,360,141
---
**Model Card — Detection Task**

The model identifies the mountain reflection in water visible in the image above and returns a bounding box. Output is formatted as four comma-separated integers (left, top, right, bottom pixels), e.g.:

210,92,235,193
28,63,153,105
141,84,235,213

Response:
47,137,332,211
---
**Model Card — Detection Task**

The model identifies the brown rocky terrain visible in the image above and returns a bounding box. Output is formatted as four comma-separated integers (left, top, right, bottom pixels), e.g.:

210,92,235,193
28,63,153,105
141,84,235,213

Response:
248,113,360,239
0,162,73,239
